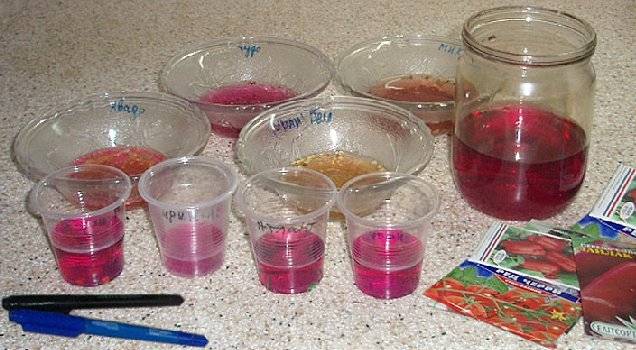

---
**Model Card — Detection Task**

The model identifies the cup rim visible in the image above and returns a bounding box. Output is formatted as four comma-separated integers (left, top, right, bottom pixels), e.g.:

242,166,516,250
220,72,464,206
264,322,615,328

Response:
336,171,439,229
159,35,335,108
335,33,461,107
138,156,238,210
30,164,132,220
235,167,337,226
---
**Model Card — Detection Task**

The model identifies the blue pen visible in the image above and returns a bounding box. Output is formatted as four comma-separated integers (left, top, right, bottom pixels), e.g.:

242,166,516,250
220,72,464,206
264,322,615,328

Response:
9,309,208,347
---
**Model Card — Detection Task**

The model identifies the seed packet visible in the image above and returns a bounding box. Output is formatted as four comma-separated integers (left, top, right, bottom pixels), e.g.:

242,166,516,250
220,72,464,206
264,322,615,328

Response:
473,223,579,289
589,164,636,232
569,215,636,343
425,260,581,348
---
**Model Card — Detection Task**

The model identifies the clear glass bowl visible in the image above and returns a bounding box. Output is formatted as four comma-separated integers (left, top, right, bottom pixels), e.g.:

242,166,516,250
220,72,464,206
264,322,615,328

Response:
160,36,334,138
336,34,462,135
13,92,210,208
236,96,434,182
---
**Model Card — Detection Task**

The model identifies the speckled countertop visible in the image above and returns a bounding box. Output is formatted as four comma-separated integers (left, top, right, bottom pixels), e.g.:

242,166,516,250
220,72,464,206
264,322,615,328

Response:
1,0,634,349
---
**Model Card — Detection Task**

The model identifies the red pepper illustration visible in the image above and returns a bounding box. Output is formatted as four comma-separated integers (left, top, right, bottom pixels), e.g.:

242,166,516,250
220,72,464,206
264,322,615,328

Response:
501,240,546,257
545,251,576,273
521,259,560,278
527,235,569,252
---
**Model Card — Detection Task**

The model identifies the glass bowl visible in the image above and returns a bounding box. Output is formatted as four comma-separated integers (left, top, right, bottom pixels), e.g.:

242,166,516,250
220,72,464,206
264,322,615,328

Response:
160,36,335,138
336,34,462,135
13,92,211,209
236,95,434,187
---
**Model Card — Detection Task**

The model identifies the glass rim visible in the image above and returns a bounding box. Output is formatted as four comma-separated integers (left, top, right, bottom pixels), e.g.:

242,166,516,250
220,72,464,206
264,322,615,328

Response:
138,156,238,210
235,167,337,226
159,35,335,108
30,164,132,220
462,6,597,66
336,172,439,229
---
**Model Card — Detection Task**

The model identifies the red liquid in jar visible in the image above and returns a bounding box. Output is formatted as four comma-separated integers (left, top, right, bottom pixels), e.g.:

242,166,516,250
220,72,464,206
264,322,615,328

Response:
352,229,424,299
51,215,125,286
253,229,324,294
159,223,225,278
199,82,296,138
452,104,587,220
73,146,167,209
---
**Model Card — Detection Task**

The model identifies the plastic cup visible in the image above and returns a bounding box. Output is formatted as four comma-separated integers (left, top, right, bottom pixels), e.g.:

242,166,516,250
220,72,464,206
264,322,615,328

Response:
29,165,132,287
138,156,237,278
235,167,337,294
337,172,439,299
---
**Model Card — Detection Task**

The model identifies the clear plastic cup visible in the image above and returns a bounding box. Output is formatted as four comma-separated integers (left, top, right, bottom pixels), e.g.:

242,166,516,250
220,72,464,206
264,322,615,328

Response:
29,165,132,287
337,172,439,299
138,156,238,278
235,167,337,294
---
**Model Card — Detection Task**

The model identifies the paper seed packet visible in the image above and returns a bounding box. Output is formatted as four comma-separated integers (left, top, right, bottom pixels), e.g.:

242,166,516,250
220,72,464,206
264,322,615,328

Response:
589,164,636,233
426,223,582,348
568,164,636,344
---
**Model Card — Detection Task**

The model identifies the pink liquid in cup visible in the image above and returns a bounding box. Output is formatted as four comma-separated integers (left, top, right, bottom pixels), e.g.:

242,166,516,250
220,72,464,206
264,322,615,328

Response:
453,104,587,220
51,214,125,286
253,229,324,294
351,229,424,299
199,82,296,138
159,223,226,278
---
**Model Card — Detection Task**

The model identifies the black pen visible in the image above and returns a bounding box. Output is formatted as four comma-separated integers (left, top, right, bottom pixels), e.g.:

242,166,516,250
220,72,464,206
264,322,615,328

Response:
2,294,184,313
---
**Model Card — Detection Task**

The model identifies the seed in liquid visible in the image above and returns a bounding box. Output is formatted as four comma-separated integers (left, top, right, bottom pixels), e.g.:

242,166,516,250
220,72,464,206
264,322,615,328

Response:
291,151,386,188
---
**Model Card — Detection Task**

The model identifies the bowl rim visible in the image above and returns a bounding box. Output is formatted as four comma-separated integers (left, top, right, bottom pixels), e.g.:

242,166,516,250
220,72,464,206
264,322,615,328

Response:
335,33,462,108
139,156,238,210
159,35,336,108
236,95,435,177
13,91,211,181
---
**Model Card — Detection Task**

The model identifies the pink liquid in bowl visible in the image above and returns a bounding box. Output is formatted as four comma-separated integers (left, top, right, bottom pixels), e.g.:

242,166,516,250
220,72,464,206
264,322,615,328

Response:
253,229,324,294
351,229,424,299
199,82,296,138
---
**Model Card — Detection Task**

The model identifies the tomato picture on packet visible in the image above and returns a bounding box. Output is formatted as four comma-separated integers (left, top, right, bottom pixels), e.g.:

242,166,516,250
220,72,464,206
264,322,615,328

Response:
425,260,581,349
473,223,579,289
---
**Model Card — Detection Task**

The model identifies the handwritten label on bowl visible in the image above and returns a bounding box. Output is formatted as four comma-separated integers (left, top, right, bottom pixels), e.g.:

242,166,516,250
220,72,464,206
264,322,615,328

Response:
309,108,333,125
271,109,335,135
110,99,145,118
239,44,260,58
438,43,463,56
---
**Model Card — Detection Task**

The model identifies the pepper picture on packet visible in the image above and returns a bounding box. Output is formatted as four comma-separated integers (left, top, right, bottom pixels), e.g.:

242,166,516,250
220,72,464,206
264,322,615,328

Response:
472,223,579,289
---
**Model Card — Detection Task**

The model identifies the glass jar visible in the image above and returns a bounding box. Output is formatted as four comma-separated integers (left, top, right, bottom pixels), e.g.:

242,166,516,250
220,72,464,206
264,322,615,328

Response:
452,6,597,220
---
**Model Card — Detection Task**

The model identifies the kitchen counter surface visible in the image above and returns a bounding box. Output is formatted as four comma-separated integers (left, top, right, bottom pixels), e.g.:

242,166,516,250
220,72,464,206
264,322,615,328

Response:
1,0,634,349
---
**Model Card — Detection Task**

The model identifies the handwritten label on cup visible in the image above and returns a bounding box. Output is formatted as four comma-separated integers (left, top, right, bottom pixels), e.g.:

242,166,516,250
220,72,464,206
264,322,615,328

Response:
163,209,223,224
256,220,315,233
